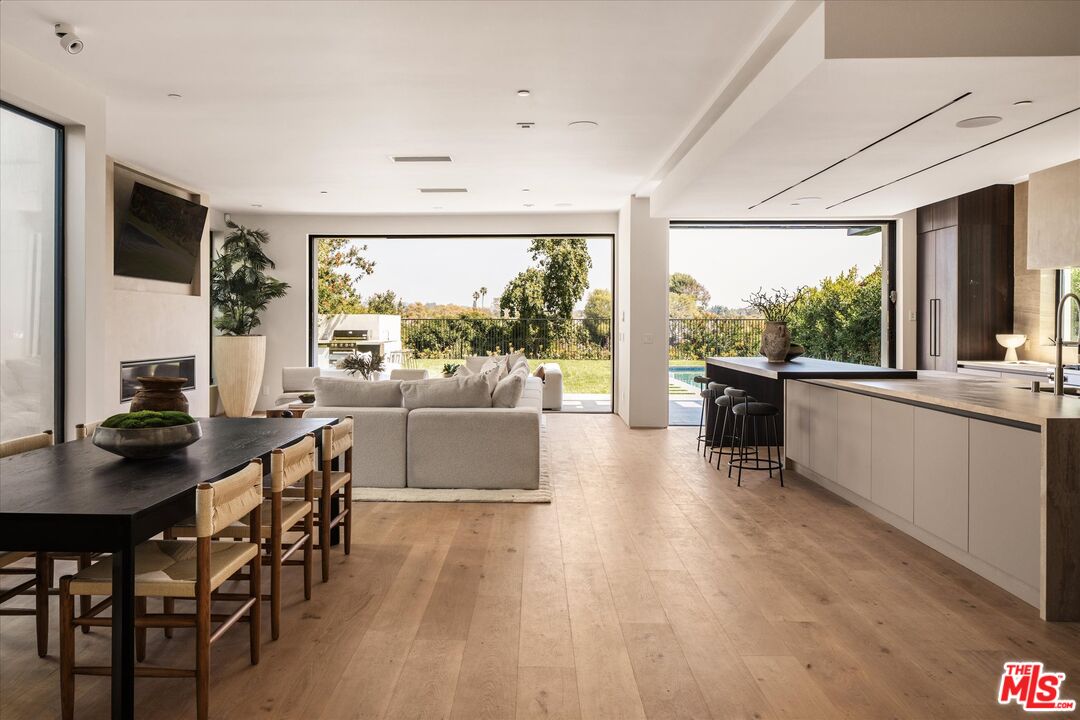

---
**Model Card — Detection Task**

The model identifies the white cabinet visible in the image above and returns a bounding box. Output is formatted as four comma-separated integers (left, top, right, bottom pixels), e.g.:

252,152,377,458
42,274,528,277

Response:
836,391,872,498
808,385,838,481
784,380,810,465
913,408,969,550
870,398,914,521
969,420,1041,589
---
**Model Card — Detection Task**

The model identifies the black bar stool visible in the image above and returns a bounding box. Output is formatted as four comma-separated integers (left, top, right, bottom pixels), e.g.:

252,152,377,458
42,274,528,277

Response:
693,375,711,454
697,382,726,457
709,387,751,469
728,400,784,487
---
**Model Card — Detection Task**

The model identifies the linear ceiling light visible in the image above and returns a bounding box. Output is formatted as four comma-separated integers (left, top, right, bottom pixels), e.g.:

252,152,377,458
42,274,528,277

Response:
392,155,453,163
418,187,468,193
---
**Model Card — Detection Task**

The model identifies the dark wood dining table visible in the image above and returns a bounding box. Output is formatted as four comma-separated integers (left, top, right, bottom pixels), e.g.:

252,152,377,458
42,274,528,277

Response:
0,417,333,720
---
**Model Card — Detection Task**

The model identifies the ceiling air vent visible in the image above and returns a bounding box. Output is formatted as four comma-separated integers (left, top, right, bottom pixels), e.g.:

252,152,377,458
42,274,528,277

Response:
418,188,468,193
392,155,453,163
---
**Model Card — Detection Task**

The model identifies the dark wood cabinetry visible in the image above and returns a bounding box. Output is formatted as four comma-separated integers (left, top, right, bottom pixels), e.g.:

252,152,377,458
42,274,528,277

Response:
917,185,1014,371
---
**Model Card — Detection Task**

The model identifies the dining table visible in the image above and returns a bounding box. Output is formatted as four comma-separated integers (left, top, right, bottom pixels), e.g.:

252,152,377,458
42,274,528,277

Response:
0,416,334,720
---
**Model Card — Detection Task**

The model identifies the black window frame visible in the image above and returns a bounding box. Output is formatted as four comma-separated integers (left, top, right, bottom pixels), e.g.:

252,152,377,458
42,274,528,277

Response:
0,101,66,440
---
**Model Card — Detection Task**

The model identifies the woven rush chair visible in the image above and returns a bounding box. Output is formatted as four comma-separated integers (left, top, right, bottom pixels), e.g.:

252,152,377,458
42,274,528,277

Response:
59,459,264,720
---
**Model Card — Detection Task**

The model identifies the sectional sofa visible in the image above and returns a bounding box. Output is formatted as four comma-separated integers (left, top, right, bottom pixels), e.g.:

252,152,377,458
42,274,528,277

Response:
305,364,545,491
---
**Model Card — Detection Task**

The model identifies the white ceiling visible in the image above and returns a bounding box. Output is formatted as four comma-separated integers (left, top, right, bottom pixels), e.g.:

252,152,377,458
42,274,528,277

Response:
0,0,789,215
650,55,1080,219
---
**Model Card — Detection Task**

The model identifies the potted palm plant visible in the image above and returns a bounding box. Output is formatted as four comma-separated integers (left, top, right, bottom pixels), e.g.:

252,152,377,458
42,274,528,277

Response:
211,221,289,416
744,286,805,362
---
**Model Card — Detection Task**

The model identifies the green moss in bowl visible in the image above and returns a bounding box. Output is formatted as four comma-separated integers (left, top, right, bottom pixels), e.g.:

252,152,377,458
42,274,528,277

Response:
101,410,197,429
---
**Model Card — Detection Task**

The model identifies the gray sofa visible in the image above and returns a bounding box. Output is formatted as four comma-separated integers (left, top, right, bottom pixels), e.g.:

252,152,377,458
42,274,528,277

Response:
305,374,543,491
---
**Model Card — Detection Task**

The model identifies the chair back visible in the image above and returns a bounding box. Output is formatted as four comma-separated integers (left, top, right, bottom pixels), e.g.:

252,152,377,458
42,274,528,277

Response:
322,417,353,461
282,366,321,392
0,430,54,458
270,434,315,492
75,421,102,441
195,459,263,537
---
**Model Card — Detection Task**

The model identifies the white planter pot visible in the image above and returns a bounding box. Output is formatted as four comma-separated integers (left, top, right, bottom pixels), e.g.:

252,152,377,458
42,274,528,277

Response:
213,335,266,417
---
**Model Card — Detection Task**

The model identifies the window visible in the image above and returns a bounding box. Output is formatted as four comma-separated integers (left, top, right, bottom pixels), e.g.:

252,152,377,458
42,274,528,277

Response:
0,103,64,441
1059,267,1079,344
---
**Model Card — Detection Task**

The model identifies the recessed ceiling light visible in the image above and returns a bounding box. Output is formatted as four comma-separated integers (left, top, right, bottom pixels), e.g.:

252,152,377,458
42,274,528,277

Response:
1013,100,1033,106
517,89,531,97
790,202,801,207
517,122,535,129
167,93,182,99
391,155,452,163
568,120,598,130
955,115,1002,128
555,203,572,207
796,196,821,202
250,203,262,208
433,206,443,210
419,187,468,193
523,203,534,208
320,190,328,194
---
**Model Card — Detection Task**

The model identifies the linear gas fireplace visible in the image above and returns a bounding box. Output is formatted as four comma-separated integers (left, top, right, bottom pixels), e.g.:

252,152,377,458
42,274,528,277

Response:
121,356,196,402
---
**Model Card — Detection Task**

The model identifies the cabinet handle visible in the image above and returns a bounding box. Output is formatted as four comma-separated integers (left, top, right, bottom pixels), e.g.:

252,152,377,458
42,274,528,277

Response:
929,299,937,357
935,299,942,357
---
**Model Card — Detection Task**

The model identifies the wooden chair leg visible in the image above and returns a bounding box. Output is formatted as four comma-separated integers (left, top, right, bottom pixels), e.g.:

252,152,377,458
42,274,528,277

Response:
303,510,313,601
343,483,352,555
163,598,174,638
249,546,261,665
320,492,331,583
136,596,147,662
59,576,75,720
271,532,282,641
35,552,48,657
78,554,92,633
196,544,211,720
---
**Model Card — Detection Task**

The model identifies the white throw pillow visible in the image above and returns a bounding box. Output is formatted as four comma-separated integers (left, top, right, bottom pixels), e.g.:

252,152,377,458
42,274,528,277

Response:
313,377,402,407
480,357,507,381
505,351,527,372
453,364,474,377
492,367,528,408
400,374,494,409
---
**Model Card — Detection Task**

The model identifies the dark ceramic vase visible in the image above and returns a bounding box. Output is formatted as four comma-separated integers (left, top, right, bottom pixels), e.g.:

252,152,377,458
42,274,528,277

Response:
130,376,190,413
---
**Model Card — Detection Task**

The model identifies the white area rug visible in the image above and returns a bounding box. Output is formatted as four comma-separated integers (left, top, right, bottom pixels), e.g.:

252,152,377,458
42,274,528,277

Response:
350,424,552,503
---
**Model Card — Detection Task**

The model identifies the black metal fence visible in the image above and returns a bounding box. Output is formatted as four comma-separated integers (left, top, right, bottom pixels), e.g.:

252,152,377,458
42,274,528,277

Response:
399,316,765,361
401,317,612,360
668,318,765,359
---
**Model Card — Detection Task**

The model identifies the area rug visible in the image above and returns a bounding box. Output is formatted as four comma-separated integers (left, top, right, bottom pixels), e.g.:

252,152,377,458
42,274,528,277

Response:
350,424,552,503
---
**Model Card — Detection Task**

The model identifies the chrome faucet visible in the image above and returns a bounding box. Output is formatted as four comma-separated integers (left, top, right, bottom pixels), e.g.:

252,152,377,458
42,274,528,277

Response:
1054,292,1080,396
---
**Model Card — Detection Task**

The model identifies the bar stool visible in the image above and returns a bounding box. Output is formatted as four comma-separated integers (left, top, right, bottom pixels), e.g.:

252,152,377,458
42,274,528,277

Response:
697,382,727,456
709,387,751,469
692,375,711,455
728,400,784,487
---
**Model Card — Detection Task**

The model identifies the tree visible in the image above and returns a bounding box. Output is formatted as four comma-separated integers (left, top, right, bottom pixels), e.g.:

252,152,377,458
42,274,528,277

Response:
669,272,711,310
211,221,290,335
472,290,480,308
530,238,592,317
583,289,612,319
317,237,375,315
366,289,405,315
788,266,881,365
499,268,545,319
668,292,701,319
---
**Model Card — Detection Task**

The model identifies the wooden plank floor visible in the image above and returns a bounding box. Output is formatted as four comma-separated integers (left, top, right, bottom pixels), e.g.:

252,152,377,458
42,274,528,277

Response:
2,413,1078,719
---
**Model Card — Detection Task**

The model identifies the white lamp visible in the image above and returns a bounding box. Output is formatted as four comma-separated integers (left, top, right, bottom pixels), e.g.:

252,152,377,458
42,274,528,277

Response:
996,334,1026,363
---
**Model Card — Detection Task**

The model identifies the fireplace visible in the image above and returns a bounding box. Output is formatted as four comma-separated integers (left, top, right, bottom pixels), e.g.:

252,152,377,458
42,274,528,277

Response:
121,356,196,402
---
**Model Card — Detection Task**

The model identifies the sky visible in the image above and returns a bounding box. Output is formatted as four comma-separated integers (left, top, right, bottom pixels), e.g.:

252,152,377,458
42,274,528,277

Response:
332,236,613,311
669,227,882,308
324,227,881,312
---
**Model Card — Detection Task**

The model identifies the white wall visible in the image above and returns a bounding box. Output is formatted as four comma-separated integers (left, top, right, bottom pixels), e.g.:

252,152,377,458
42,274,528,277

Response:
220,212,617,410
615,197,669,428
1,42,107,437
894,209,917,370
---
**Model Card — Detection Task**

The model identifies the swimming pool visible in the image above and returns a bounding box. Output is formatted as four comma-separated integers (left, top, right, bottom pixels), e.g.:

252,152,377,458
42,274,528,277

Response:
668,364,706,387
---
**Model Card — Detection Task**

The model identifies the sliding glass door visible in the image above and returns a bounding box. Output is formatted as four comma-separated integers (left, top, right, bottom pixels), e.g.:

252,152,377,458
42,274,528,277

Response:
0,103,63,441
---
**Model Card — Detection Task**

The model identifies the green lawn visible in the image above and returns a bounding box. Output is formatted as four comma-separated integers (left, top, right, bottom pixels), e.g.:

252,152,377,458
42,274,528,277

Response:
409,358,612,395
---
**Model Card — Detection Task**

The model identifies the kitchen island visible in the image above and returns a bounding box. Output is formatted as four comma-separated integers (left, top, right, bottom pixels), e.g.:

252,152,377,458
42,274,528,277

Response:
784,373,1080,621
704,357,916,444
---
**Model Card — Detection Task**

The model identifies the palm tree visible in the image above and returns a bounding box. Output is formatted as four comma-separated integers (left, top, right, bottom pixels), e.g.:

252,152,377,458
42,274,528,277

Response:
472,290,480,308
479,286,488,309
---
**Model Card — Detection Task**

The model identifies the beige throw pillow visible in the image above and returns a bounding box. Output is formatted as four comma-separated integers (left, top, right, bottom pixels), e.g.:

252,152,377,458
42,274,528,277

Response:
453,364,474,377
492,367,528,408
314,377,403,407
400,374,494,409
505,351,527,371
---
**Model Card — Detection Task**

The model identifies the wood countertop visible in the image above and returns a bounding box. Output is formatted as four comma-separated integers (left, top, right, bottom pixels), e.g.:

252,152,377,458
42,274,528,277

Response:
800,374,1080,425
706,356,917,380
